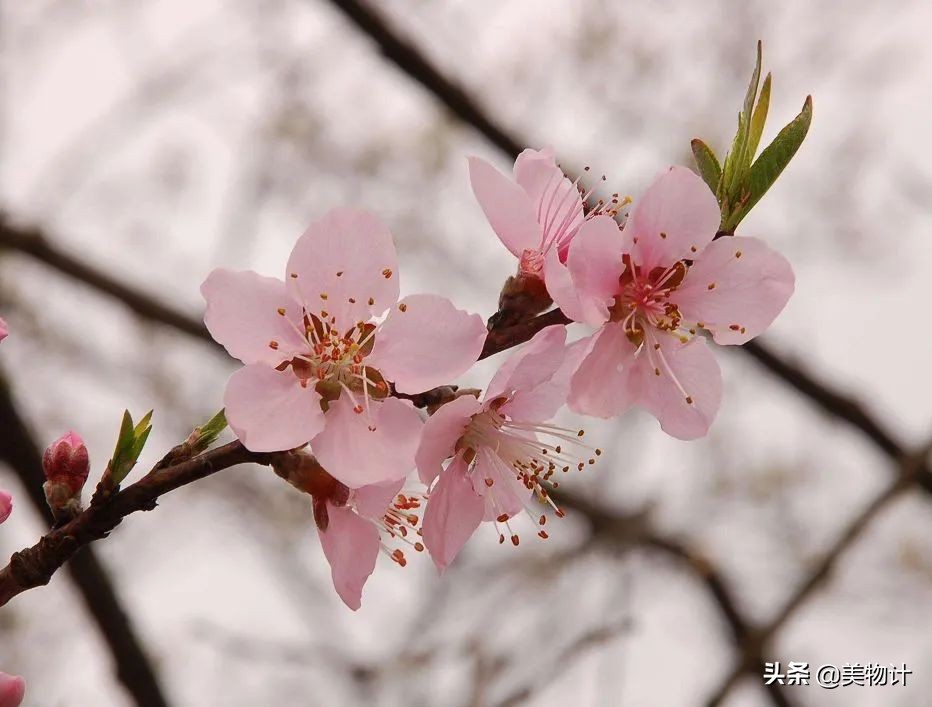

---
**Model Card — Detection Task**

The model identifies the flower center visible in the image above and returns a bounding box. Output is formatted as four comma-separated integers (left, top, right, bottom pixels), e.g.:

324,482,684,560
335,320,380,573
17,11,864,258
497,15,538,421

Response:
455,397,600,545
610,257,689,345
273,310,389,427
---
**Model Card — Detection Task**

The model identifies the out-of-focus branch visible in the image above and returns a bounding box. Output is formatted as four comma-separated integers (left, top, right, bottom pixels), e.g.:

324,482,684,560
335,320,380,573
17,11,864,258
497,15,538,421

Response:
0,374,172,707
562,493,797,707
0,439,268,607
0,216,215,346
324,0,524,158
703,442,930,706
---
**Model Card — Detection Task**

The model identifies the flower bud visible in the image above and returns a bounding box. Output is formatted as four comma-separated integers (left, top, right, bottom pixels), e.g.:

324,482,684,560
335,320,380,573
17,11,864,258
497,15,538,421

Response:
0,491,12,525
0,672,25,707
42,432,89,520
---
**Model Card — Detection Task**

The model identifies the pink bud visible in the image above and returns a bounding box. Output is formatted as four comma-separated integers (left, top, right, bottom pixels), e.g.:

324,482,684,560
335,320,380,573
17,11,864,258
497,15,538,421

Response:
0,672,25,707
42,432,89,495
0,491,11,525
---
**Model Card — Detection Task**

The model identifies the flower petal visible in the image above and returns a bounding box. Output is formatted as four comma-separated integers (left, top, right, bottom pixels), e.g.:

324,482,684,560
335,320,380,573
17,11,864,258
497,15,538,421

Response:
421,455,485,572
0,317,8,343
513,147,583,253
468,156,542,257
353,478,405,519
675,236,795,345
564,215,624,325
318,504,380,610
635,333,723,440
369,294,487,394
201,269,307,366
486,325,567,401
0,491,12,525
313,396,422,488
568,324,639,418
0,672,25,707
286,208,400,330
472,447,531,522
224,365,325,452
623,167,721,271
416,395,483,485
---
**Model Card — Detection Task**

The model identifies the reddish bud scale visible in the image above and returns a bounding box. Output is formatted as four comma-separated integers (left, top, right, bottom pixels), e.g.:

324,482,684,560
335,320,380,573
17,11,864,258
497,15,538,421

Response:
42,432,89,495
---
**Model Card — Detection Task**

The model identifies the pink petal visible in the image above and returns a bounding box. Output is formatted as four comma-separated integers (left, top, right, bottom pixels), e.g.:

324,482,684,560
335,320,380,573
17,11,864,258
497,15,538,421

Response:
472,447,531,521
0,673,24,707
421,455,485,572
286,208,400,330
634,333,723,440
0,491,12,525
675,236,795,345
313,396,422,489
224,364,325,452
623,167,721,271
563,215,624,325
353,478,405,519
368,294,487,395
543,252,587,323
503,333,589,422
568,324,639,418
486,324,567,401
468,156,542,257
416,395,483,485
201,269,307,366
512,147,583,252
317,504,380,610
0,317,8,343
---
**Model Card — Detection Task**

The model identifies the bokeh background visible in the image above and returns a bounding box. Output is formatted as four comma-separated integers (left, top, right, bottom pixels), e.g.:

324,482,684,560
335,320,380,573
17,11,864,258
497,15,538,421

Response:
1,1,931,705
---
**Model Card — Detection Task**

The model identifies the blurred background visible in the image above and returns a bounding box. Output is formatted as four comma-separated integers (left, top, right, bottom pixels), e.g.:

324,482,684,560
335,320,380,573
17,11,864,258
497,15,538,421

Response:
1,1,931,705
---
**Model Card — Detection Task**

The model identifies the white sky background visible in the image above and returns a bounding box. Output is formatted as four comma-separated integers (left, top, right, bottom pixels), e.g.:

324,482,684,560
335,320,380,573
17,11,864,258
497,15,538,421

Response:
1,1,931,705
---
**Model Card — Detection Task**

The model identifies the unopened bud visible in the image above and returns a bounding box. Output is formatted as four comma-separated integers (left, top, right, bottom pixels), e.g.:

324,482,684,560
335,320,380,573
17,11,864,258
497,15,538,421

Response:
487,272,553,330
42,431,89,520
0,490,12,525
0,671,25,707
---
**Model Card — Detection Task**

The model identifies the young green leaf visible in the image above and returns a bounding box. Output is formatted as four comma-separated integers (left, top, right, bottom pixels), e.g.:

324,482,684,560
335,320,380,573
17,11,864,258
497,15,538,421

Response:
747,73,772,160
691,139,722,194
724,95,813,231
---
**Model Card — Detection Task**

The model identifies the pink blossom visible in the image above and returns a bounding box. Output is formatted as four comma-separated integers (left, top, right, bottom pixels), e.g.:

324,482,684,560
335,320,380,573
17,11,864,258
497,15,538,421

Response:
0,317,7,343
0,491,11,525
468,148,618,277
417,326,596,570
0,673,25,707
203,208,487,487
302,464,423,610
549,166,795,439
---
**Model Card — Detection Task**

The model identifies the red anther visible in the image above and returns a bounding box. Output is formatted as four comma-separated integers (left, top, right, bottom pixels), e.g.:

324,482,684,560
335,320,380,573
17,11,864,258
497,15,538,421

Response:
353,405,364,414
382,268,393,278
496,513,509,523
555,508,566,518
498,534,505,544
511,535,520,546
268,340,279,350
353,354,363,364
538,531,549,539
399,526,408,537
484,478,494,487
539,515,547,525
414,542,424,552
406,514,418,525
276,307,286,316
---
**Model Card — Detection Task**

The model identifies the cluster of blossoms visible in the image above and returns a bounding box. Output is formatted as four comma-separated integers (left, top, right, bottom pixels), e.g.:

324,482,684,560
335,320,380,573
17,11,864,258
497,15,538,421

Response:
202,148,794,609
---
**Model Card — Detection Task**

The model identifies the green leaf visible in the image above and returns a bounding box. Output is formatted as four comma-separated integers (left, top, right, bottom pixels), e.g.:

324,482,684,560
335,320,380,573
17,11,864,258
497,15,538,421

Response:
747,73,772,161
191,409,227,454
723,95,813,232
107,409,155,487
691,139,722,195
742,41,763,131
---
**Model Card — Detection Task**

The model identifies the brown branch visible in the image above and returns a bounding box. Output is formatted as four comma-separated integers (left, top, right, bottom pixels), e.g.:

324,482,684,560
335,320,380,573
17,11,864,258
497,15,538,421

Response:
703,443,929,706
0,439,269,607
0,374,172,707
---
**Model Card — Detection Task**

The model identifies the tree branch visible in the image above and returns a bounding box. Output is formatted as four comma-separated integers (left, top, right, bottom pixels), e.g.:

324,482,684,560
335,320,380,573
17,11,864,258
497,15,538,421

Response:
0,374,172,707
0,439,269,607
